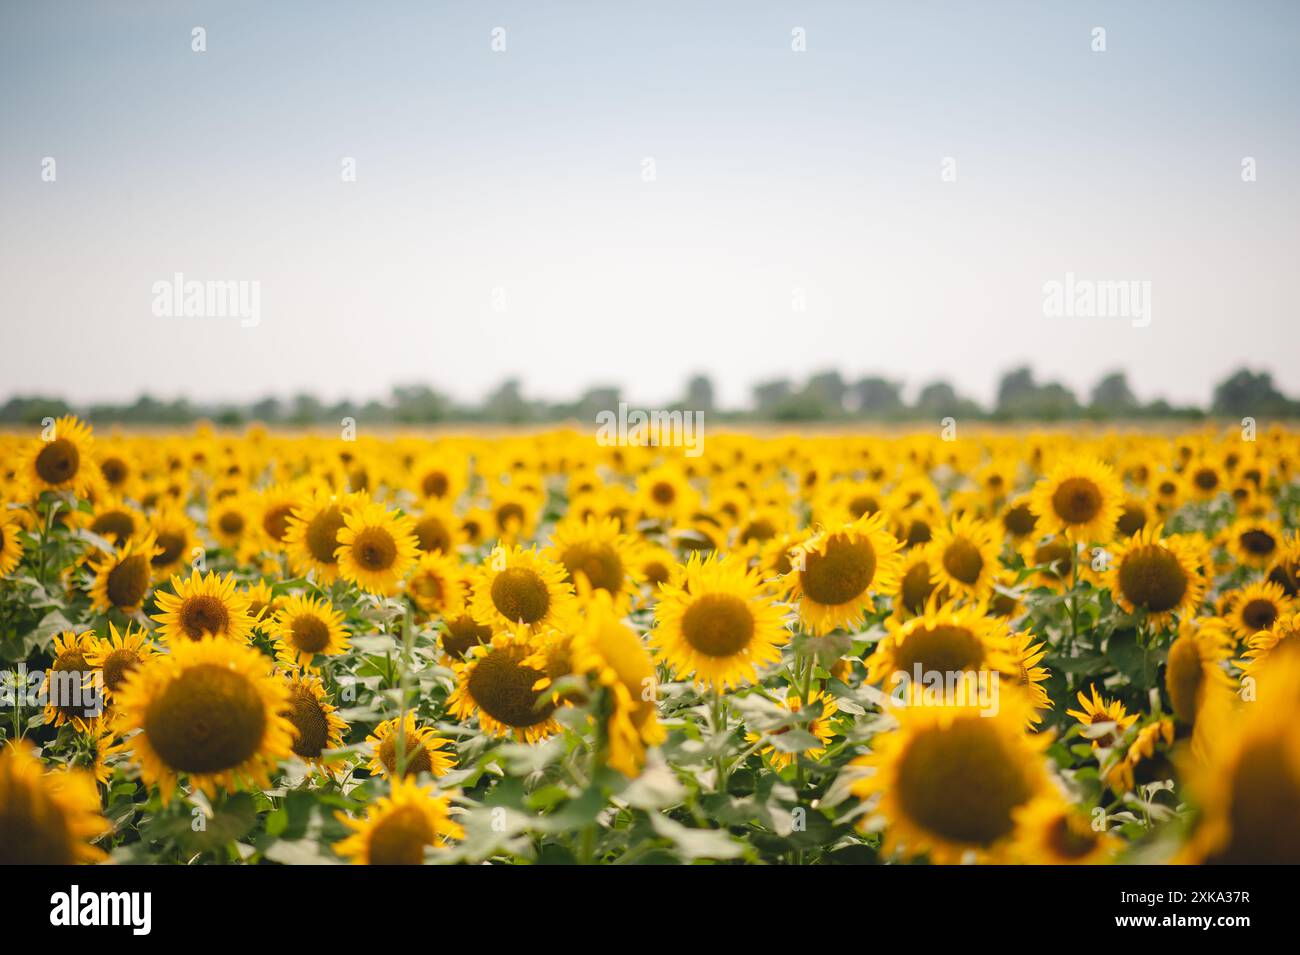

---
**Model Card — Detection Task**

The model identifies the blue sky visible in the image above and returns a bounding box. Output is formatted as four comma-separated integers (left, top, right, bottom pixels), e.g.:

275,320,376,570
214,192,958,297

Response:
1,1,1297,408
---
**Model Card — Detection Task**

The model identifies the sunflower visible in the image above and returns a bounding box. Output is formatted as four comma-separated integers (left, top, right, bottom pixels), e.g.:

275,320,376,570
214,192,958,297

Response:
892,550,945,620
448,632,564,743
998,494,1039,544
41,631,103,731
1266,533,1300,598
849,696,1049,863
1149,469,1186,514
1104,524,1204,628
363,712,455,779
569,594,666,777
635,465,698,525
268,593,350,668
1243,611,1300,673
411,455,464,504
1006,629,1053,725
0,508,25,577
744,689,838,771
83,496,144,549
334,501,420,596
1114,496,1151,538
783,512,902,636
926,513,1001,601
1225,579,1294,641
207,493,255,553
87,531,160,614
0,742,109,864
283,489,358,583
85,622,158,701
651,552,788,690
333,775,463,865
1164,619,1235,725
866,600,1014,695
1066,685,1139,749
116,636,294,802
545,516,643,609
21,415,95,497
1009,796,1121,865
635,542,677,592
1181,649,1300,864
1185,454,1226,501
469,545,575,631
151,570,255,644
282,672,348,767
254,483,303,553
145,502,196,579
1029,454,1122,542
410,500,464,555
407,551,468,617
1222,516,1283,570
242,579,278,628
486,486,541,543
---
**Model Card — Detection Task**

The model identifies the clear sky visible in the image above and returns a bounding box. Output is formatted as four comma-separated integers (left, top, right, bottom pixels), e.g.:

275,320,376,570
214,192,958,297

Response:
1,0,1297,409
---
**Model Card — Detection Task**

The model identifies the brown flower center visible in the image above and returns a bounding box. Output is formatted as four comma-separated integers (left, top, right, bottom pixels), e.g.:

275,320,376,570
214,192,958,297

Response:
801,533,876,605
680,593,754,657
490,567,550,624
144,664,266,774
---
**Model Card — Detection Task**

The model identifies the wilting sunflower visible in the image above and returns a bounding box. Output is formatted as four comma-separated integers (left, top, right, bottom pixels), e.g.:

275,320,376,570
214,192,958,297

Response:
744,689,838,771
1225,579,1294,640
469,545,575,631
87,531,160,614
86,622,158,701
783,512,902,636
439,613,494,663
364,712,456,779
333,775,463,865
569,594,666,777
21,415,95,497
926,513,1002,601
1180,650,1300,864
115,636,294,802
1164,619,1235,726
0,508,25,577
41,631,102,731
334,501,420,595
1009,796,1120,865
448,632,564,743
145,502,196,579
0,742,109,864
407,551,468,617
268,593,350,668
283,489,357,583
651,552,788,690
1105,719,1176,794
850,696,1049,863
282,672,348,768
1029,454,1122,542
151,570,255,644
1104,525,1205,628
545,516,643,609
1066,685,1138,750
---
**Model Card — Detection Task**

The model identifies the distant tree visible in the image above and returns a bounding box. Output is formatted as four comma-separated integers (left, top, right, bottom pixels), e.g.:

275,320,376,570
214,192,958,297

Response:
1211,368,1293,417
996,366,1037,412
483,378,532,423
804,370,848,414
850,376,904,416
1090,371,1138,415
752,379,793,416
680,374,714,414
390,384,448,423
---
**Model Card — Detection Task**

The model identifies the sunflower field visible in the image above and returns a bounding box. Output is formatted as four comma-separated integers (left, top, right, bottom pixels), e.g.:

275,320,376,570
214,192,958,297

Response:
3,416,1300,866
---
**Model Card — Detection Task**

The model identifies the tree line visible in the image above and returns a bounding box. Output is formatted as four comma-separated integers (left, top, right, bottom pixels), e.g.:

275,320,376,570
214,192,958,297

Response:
2,367,1296,427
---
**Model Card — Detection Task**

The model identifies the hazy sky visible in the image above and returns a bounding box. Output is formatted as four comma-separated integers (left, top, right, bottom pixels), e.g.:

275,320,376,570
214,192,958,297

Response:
2,1,1297,409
